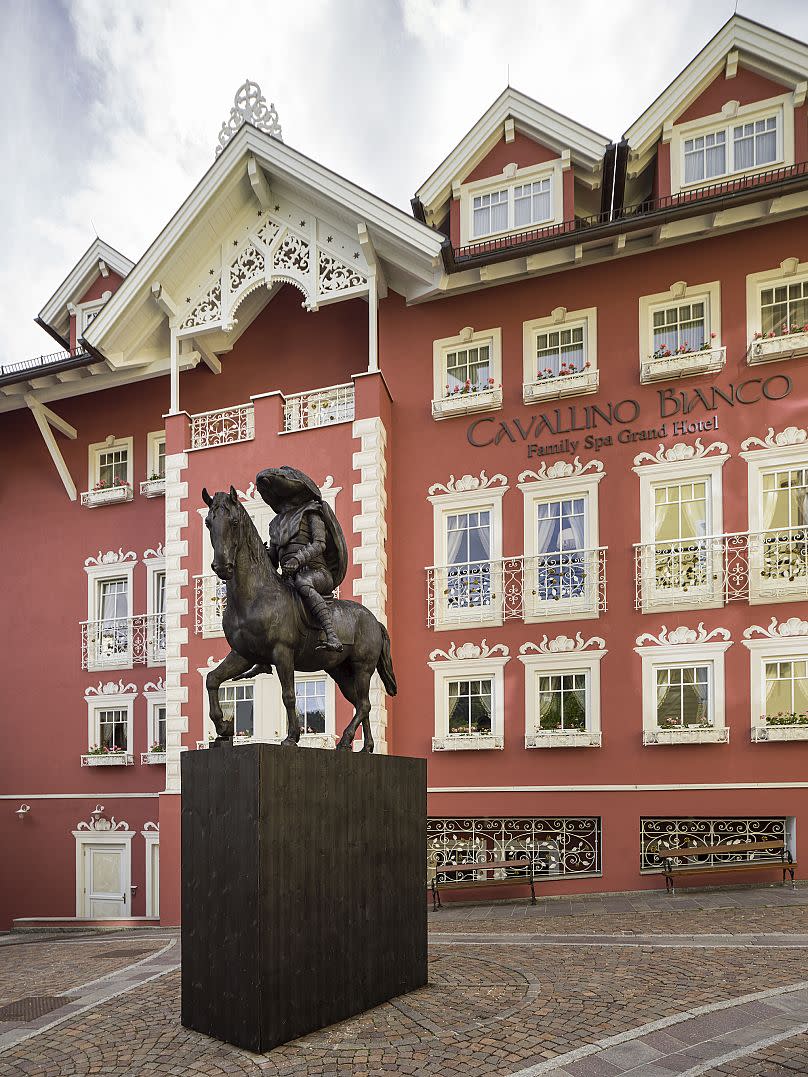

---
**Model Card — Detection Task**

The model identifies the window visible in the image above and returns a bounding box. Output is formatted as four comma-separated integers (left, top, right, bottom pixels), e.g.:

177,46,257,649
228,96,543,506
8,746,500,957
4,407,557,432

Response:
684,129,726,184
429,643,509,750
764,659,808,719
220,682,254,738
677,108,782,190
760,281,808,336
733,116,777,171
520,635,605,747
639,283,723,383
762,468,808,529
143,683,168,762
519,463,604,621
513,178,552,228
471,178,553,238
97,707,128,750
539,672,586,731
636,626,731,744
152,704,167,750
536,326,585,377
472,189,508,237
448,678,493,736
744,620,808,741
85,436,133,505
523,307,598,402
83,683,136,764
432,326,502,418
655,665,711,729
146,431,166,481
296,677,327,735
746,261,808,363
651,302,707,356
95,578,130,665
445,509,492,615
634,443,728,612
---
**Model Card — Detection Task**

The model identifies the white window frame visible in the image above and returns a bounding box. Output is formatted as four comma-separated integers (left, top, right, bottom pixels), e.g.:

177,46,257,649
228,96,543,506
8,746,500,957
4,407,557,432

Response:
522,306,598,403
84,558,137,671
144,551,166,666
143,681,167,758
639,281,723,383
87,435,134,491
669,96,792,195
459,160,564,245
428,480,507,630
746,259,808,364
142,825,160,917
519,469,603,622
744,630,808,742
146,431,166,480
75,296,109,338
431,326,502,419
429,653,508,751
635,451,728,613
85,687,136,757
741,439,808,604
520,643,605,748
636,637,731,745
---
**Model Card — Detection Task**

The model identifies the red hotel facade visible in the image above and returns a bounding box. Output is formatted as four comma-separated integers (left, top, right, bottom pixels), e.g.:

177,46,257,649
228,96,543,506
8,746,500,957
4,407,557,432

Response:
3,15,808,927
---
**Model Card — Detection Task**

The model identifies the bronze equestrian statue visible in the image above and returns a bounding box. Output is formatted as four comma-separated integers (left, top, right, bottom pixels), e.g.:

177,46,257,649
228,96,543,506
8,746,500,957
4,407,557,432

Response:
202,466,396,752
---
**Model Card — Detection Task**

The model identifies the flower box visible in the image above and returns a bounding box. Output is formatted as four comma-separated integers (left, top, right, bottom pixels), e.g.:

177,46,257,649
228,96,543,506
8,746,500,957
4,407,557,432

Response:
431,734,504,751
525,731,602,748
748,332,808,365
140,478,166,498
80,485,134,508
431,387,502,420
643,727,729,745
752,723,808,742
640,346,726,384
81,752,134,766
141,751,167,764
299,733,338,750
523,369,599,403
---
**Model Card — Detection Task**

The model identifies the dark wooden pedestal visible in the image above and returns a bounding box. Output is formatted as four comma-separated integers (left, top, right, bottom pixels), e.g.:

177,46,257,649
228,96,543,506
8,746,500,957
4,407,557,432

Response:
181,743,427,1052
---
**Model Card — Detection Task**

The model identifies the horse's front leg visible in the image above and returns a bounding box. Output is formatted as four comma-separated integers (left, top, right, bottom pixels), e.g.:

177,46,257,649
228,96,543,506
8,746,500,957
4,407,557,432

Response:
206,650,254,739
274,649,300,747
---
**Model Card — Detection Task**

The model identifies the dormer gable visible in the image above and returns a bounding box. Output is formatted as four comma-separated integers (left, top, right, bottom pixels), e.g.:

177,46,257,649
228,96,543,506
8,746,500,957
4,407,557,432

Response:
37,238,133,352
624,15,808,202
415,88,609,251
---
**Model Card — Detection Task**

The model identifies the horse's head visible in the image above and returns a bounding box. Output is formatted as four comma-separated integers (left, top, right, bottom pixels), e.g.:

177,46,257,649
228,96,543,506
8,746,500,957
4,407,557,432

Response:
202,486,243,580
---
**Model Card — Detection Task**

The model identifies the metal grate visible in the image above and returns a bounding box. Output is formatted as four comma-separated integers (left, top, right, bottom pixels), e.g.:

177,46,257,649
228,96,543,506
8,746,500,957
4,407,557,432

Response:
640,816,787,872
0,995,66,1021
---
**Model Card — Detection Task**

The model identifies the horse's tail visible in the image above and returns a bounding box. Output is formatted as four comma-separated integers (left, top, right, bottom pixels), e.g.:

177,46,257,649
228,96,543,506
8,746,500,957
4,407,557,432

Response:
376,623,397,696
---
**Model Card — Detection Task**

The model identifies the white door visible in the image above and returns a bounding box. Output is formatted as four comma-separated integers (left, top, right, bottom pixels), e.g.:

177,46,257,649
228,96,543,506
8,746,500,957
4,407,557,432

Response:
149,842,160,917
83,843,128,917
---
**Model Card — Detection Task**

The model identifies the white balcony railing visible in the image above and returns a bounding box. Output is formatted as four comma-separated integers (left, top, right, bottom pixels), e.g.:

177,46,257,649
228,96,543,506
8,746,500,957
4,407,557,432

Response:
81,613,166,670
526,730,602,748
426,550,607,628
189,403,254,449
748,332,808,365
752,723,808,742
634,528,808,610
640,346,726,384
194,574,227,636
523,369,599,403
643,726,729,745
431,386,502,420
80,484,133,508
81,752,134,766
283,383,354,432
141,750,167,764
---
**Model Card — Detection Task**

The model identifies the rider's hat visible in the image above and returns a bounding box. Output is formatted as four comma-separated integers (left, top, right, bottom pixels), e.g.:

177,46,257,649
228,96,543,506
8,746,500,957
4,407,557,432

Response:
256,466,322,513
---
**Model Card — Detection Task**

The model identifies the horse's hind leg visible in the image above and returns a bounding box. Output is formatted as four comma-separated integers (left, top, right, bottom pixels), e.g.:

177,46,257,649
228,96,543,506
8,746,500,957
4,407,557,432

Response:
334,665,373,753
274,649,301,747
206,650,254,739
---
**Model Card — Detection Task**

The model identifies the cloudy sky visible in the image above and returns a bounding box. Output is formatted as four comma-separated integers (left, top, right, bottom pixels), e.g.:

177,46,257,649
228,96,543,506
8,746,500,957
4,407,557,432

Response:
2,0,808,365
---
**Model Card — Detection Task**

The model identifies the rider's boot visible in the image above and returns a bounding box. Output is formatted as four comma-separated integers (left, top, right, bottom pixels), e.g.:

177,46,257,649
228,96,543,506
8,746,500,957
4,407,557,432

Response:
308,593,343,651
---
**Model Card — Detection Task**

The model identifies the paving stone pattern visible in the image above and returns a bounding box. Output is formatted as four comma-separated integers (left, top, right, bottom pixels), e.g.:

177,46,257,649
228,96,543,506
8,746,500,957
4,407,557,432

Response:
707,1031,808,1074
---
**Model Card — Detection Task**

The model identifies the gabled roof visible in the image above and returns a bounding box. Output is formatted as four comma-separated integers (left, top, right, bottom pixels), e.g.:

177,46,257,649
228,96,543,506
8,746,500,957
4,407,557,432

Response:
416,87,611,224
37,238,134,345
624,15,808,162
84,121,444,362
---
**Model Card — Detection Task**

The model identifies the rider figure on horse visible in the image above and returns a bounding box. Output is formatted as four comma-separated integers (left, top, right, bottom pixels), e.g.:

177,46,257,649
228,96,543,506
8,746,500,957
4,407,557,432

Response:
256,466,348,652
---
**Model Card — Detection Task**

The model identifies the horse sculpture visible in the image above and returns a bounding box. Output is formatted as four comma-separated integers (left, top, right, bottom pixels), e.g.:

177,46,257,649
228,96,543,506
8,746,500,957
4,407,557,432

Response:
202,480,396,752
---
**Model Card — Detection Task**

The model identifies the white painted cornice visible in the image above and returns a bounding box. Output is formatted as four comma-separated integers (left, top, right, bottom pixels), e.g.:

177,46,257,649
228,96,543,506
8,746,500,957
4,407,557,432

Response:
416,87,610,221
624,15,808,159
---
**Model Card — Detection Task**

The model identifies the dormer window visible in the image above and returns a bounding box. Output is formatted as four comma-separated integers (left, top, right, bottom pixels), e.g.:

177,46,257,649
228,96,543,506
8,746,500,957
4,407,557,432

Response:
472,190,508,237
674,101,786,192
461,160,562,245
513,178,552,228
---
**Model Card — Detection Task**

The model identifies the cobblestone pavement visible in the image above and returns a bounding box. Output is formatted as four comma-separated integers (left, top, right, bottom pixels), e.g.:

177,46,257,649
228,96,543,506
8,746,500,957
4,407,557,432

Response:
1,890,808,1075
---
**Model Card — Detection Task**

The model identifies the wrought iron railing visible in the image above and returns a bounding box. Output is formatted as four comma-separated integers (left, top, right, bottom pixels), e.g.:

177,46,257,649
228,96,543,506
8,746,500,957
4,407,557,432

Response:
194,574,227,636
189,403,254,449
282,383,354,432
640,817,787,872
81,614,166,670
453,161,808,263
427,550,607,627
427,817,601,881
0,348,88,378
634,529,808,609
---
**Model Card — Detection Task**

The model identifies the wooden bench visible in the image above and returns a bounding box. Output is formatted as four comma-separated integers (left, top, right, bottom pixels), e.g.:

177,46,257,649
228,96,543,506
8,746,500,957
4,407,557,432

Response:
431,858,536,911
650,838,796,895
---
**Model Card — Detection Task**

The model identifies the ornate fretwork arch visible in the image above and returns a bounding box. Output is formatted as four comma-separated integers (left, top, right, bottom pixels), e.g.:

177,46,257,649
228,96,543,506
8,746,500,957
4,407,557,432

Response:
177,198,370,334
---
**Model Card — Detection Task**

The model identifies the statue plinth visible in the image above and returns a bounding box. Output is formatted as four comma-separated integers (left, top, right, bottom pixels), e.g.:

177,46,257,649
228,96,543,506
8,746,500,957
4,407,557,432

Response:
181,743,427,1052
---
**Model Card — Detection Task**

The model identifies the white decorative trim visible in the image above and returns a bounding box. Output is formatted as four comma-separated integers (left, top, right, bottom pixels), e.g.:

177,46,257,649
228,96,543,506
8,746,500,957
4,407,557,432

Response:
84,680,137,697
633,439,728,466
431,327,502,420
352,415,388,752
143,824,160,917
636,623,731,647
432,734,504,752
84,549,137,567
644,727,730,746
143,676,166,694
143,543,165,561
428,471,507,496
752,725,808,742
744,617,808,640
140,479,166,498
526,731,602,749
741,426,808,451
163,450,189,792
215,80,282,157
76,813,130,832
518,458,603,484
429,639,509,661
520,633,605,654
